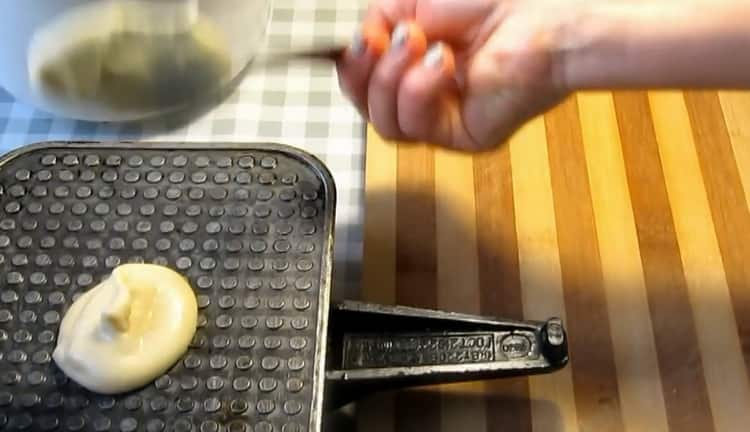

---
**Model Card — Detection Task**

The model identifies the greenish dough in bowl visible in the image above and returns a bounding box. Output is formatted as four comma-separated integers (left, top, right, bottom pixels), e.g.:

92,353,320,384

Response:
37,20,232,115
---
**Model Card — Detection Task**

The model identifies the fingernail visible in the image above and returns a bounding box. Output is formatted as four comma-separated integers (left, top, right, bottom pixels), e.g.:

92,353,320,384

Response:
424,43,444,68
390,23,409,50
351,30,366,56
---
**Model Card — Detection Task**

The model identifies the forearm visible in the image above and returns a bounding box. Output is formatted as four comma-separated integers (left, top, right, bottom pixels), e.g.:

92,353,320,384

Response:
560,0,750,90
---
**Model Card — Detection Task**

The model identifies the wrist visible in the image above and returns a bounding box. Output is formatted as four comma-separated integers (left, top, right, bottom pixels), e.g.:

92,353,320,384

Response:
555,1,663,90
557,1,750,90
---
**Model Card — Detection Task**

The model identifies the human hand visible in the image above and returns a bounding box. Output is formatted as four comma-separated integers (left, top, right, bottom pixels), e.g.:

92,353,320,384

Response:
336,0,573,151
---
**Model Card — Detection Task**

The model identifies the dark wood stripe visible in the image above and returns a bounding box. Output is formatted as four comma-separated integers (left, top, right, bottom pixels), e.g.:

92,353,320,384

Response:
395,143,441,432
545,96,625,432
614,91,715,432
474,146,531,432
475,146,523,319
685,91,750,375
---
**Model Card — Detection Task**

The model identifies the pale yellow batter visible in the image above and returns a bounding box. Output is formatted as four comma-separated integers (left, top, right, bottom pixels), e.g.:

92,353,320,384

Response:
52,264,198,394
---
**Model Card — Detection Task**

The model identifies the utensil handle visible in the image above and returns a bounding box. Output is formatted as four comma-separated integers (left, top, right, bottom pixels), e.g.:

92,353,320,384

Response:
324,301,568,409
252,45,347,67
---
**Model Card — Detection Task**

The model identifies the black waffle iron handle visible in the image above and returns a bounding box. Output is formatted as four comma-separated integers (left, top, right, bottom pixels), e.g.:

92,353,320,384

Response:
323,301,568,409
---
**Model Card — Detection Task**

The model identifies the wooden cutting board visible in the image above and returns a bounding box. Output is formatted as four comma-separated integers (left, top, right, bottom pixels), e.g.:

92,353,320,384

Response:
357,90,750,432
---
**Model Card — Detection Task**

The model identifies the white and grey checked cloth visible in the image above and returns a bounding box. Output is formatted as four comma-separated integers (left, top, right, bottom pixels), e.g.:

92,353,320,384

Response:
0,0,369,299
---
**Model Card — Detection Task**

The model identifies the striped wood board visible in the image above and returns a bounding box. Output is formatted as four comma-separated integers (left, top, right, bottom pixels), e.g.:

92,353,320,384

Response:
356,90,750,432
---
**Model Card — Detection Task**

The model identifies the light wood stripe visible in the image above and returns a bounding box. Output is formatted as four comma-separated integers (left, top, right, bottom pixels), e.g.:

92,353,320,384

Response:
650,90,750,432
577,92,669,432
435,148,481,315
614,91,715,432
718,91,750,205
361,126,397,306
357,125,397,432
396,145,438,308
686,91,750,375
475,144,532,431
434,148,486,432
510,116,579,432
395,143,438,308
395,143,441,432
545,97,625,432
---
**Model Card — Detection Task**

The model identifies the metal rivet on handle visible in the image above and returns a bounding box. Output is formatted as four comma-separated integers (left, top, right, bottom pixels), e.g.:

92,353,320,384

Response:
547,318,565,346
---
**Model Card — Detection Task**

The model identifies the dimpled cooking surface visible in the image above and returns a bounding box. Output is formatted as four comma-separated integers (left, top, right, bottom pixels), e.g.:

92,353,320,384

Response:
0,143,332,432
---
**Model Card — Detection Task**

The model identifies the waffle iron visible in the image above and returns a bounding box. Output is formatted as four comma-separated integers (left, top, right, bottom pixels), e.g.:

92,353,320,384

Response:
0,142,568,432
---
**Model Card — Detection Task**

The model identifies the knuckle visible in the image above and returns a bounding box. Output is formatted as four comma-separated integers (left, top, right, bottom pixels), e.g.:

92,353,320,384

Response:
373,124,403,141
397,95,431,141
370,64,398,91
398,118,428,142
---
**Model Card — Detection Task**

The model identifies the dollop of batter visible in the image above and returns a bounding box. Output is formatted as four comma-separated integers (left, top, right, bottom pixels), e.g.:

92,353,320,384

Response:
52,264,198,394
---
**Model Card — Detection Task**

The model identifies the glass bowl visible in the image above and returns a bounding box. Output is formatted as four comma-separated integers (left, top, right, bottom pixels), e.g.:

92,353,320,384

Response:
0,0,273,121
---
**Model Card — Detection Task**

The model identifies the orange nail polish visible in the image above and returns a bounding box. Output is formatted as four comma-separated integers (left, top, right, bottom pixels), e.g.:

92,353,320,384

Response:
405,22,427,53
362,24,389,55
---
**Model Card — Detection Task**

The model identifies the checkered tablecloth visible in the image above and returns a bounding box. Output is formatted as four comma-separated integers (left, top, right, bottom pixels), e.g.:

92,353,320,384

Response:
0,0,368,299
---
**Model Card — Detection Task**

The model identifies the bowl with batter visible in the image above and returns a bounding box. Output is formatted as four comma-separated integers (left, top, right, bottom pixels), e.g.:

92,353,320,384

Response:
0,0,273,121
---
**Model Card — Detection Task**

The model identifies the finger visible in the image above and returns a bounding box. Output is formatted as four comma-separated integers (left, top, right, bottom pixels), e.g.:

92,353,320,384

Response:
336,25,390,119
398,42,478,149
367,22,427,140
